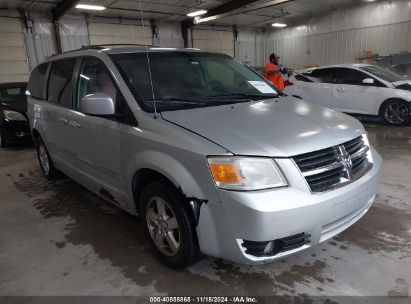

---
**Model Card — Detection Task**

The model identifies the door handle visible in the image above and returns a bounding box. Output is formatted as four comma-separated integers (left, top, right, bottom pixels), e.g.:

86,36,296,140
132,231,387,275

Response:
69,121,81,128
336,87,345,92
57,117,68,124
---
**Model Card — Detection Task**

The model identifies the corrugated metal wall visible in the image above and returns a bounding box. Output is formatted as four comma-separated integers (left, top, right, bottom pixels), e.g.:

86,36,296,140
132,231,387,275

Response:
5,0,411,73
192,28,234,57
59,14,89,52
257,0,411,69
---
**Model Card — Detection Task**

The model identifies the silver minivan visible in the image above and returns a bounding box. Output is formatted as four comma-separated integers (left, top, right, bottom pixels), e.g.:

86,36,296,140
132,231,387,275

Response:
27,46,382,268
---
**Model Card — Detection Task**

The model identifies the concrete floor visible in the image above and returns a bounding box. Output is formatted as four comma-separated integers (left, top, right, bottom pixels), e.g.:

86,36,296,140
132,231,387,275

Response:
0,124,410,297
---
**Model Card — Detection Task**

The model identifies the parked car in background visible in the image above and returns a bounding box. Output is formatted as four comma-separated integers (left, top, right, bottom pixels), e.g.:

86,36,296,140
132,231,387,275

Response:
285,64,411,125
27,47,381,268
0,82,30,147
387,62,411,79
374,53,411,79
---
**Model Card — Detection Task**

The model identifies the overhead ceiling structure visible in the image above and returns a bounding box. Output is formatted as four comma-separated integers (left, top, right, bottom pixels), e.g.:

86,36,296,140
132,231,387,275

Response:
1,0,357,28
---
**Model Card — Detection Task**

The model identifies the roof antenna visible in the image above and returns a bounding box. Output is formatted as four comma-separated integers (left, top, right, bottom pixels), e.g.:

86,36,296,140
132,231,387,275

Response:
137,0,158,118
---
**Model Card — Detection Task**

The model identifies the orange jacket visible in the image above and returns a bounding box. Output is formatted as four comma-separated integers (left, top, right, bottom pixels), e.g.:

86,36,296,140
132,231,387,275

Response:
264,63,285,91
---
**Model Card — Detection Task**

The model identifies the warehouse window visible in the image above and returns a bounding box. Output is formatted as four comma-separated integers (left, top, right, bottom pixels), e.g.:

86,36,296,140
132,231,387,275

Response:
27,64,48,99
48,60,76,107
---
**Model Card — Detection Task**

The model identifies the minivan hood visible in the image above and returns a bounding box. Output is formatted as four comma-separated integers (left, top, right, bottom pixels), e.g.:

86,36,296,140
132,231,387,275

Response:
161,96,365,157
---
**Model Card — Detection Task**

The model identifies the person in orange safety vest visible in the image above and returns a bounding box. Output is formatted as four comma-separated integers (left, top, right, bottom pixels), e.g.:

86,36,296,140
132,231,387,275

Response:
264,53,290,91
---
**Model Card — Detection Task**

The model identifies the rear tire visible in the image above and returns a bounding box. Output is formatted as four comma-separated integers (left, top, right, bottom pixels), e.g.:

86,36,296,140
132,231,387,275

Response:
380,99,411,126
140,181,200,269
36,137,58,179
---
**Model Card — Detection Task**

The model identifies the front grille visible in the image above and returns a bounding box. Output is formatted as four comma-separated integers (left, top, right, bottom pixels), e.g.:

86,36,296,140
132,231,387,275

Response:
242,233,311,257
292,136,372,193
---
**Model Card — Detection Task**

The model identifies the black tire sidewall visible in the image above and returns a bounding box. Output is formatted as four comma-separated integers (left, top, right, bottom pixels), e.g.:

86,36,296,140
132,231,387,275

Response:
382,100,411,126
36,138,57,179
140,181,199,269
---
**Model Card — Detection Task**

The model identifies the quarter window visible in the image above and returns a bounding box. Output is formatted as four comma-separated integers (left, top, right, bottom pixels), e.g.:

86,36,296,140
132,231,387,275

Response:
48,60,76,107
28,64,48,99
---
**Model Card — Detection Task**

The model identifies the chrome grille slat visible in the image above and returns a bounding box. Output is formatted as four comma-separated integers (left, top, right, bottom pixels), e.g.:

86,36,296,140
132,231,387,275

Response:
292,136,372,193
293,148,336,172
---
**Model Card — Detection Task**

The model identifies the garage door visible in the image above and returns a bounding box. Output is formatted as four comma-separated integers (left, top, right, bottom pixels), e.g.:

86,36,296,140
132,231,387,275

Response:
192,29,234,57
0,17,29,83
88,23,152,46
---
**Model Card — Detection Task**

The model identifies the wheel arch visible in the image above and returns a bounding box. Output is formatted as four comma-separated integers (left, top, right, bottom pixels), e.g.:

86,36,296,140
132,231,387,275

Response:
127,151,212,217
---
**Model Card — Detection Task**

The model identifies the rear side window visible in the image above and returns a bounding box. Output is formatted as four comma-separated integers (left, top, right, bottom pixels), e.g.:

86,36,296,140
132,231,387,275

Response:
48,60,76,107
303,68,335,83
335,68,365,85
28,64,48,99
294,74,313,82
0,85,27,103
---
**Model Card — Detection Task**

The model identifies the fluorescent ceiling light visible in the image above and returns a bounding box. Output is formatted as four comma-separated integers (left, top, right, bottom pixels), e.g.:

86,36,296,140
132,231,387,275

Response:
76,4,106,10
272,23,287,27
187,10,207,17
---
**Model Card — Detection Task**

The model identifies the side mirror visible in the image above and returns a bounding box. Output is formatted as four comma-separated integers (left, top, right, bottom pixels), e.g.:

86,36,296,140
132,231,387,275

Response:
80,93,115,116
362,78,374,85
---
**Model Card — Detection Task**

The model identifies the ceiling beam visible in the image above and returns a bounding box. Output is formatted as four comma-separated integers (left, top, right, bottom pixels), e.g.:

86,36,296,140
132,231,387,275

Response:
182,0,260,29
52,0,79,21
195,0,295,24
181,0,260,47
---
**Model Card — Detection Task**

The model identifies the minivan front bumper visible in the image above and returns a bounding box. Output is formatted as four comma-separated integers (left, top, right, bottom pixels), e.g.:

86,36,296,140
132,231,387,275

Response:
196,147,382,264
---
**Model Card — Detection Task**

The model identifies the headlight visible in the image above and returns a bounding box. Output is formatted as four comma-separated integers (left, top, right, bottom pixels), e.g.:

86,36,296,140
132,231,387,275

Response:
207,157,287,191
3,110,26,122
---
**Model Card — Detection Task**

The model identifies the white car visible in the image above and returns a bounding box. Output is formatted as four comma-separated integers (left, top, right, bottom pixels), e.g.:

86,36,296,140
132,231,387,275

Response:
285,64,411,125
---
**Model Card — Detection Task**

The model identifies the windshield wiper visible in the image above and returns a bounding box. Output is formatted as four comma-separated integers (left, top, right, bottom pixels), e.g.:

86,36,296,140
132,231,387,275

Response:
145,97,206,105
206,93,279,100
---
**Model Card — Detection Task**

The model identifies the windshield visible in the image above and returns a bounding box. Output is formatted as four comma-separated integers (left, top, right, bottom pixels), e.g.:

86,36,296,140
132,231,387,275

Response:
111,52,279,112
0,85,26,103
360,65,404,83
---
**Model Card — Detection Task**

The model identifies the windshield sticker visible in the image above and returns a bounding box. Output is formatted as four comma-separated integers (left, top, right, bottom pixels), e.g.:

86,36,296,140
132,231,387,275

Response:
248,81,276,94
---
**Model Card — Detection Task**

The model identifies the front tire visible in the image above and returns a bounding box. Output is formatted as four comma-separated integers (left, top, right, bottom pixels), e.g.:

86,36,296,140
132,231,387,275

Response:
381,99,411,126
36,138,58,179
140,181,200,269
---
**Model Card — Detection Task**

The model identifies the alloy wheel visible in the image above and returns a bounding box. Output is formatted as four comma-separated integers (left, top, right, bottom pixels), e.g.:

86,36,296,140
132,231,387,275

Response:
384,102,409,124
146,196,180,256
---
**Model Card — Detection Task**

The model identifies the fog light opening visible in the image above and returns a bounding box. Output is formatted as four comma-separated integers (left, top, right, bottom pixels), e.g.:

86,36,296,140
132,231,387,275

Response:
15,131,25,138
263,241,275,254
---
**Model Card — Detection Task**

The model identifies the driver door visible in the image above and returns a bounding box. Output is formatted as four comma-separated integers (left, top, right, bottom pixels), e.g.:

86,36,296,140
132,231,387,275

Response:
67,57,124,201
332,68,380,114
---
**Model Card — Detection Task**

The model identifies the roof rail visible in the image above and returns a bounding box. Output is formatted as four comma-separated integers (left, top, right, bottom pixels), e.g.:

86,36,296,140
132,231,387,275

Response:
46,44,157,57
80,43,156,50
